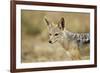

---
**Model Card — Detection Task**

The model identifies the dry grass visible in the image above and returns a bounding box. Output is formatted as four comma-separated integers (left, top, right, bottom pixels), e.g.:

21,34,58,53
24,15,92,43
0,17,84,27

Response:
21,10,90,63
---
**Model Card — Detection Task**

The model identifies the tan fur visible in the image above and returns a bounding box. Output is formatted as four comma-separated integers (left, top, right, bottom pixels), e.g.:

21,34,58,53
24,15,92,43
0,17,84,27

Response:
45,17,81,60
68,41,81,60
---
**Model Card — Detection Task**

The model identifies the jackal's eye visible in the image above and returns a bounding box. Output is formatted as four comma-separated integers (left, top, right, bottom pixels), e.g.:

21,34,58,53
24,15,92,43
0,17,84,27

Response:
55,33,59,36
49,33,52,36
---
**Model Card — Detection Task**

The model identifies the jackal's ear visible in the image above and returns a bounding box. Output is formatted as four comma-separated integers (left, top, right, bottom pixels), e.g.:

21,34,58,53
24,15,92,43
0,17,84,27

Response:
58,17,65,30
44,17,50,26
44,17,53,29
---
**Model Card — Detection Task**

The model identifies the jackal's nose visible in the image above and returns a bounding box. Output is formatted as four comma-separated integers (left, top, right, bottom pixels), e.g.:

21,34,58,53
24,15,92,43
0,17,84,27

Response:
49,40,52,43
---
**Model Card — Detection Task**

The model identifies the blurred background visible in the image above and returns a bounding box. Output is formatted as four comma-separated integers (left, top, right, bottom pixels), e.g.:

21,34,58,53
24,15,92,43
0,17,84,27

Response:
21,10,90,63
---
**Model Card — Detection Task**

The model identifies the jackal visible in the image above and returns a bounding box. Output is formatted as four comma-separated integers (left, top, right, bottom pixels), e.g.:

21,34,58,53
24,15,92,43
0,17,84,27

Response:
45,17,90,60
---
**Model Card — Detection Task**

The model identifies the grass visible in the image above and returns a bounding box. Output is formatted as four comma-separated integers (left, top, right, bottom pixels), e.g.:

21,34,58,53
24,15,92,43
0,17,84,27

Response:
21,35,90,63
21,10,90,63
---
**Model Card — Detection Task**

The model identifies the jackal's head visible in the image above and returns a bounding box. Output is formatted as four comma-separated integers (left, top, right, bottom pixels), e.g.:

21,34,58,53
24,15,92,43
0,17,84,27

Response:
45,17,65,44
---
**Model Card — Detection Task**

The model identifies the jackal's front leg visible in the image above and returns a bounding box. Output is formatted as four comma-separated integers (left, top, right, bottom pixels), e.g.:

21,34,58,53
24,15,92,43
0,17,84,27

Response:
68,41,81,60
70,49,81,60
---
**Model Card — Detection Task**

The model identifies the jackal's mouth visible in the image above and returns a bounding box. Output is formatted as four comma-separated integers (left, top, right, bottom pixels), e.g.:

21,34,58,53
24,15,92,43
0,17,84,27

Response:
48,40,57,44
